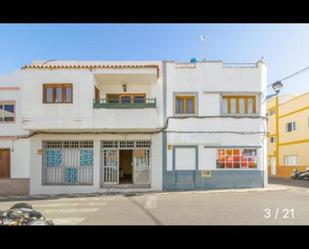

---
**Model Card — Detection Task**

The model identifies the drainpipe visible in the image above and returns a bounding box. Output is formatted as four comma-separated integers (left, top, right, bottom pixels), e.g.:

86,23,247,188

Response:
275,96,279,174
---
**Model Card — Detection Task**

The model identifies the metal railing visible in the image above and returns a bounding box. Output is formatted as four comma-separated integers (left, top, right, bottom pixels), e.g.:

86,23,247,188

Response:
93,98,156,109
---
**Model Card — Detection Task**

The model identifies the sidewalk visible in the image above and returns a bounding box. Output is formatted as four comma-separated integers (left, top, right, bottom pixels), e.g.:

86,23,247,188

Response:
0,184,290,202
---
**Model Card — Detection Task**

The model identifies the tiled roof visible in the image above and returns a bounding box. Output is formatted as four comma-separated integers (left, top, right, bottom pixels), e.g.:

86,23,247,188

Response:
21,64,160,77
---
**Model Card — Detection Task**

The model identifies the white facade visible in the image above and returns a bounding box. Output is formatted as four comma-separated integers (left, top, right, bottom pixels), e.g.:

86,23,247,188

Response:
19,61,163,195
163,60,267,190
0,59,268,195
0,72,30,195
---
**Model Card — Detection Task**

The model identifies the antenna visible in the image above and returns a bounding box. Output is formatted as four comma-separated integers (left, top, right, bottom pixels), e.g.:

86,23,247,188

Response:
200,34,206,61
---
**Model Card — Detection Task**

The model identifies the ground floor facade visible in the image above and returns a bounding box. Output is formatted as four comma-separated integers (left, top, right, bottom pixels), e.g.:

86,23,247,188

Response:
0,132,267,196
162,132,267,190
267,141,309,178
0,138,30,196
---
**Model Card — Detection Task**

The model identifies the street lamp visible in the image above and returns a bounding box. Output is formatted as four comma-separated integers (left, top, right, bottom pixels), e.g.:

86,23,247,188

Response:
272,81,283,94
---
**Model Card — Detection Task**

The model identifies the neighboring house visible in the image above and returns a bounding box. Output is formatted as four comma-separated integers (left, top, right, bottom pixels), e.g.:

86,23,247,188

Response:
267,92,309,177
163,60,268,190
0,72,30,196
0,59,267,195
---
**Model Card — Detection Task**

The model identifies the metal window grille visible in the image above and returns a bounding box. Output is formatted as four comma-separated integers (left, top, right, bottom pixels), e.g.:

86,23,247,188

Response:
100,140,151,149
101,140,118,148
100,140,151,187
120,141,134,148
136,140,151,148
42,140,93,185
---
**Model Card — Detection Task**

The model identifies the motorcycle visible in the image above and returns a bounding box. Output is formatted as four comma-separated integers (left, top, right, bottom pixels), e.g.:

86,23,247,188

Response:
291,168,309,180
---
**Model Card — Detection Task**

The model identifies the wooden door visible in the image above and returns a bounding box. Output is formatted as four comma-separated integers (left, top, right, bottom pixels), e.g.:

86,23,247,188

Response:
0,149,10,179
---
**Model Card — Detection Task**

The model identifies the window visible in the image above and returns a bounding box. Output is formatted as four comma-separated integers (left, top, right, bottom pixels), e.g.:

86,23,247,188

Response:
284,155,298,166
175,147,196,170
222,96,256,114
270,136,276,143
106,94,146,104
286,121,296,132
42,140,93,185
175,95,196,114
217,148,257,169
43,84,73,103
0,102,15,123
268,109,276,116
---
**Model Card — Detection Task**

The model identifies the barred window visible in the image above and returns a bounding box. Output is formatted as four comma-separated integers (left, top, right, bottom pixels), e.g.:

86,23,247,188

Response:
42,140,93,185
101,141,119,148
217,148,257,169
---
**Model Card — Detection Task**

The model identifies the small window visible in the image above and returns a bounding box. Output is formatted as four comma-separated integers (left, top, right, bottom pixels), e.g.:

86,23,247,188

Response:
286,121,296,132
284,155,298,166
222,96,256,115
0,102,15,123
43,84,73,104
175,95,196,114
270,136,276,143
134,95,145,104
268,109,276,116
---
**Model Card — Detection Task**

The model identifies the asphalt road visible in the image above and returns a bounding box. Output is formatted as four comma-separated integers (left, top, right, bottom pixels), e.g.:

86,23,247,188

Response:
0,183,309,225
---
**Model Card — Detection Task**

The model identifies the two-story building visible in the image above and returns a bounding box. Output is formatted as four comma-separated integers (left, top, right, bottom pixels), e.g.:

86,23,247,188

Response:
0,59,268,195
162,60,268,190
267,92,309,177
0,72,30,195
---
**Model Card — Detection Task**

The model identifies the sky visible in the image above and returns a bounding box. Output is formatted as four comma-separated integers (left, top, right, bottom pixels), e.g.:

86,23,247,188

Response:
0,24,308,96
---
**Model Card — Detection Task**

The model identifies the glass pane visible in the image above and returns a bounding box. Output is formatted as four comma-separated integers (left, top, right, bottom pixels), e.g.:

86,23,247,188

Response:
230,98,236,113
247,98,254,113
56,87,62,103
107,95,119,103
46,87,53,103
239,98,245,113
222,98,228,114
0,105,3,122
186,98,194,113
176,98,184,113
134,96,145,103
121,96,131,103
4,104,15,121
65,87,72,103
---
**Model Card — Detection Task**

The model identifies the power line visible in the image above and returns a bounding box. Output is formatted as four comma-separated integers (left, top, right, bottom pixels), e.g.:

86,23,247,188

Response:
267,66,309,88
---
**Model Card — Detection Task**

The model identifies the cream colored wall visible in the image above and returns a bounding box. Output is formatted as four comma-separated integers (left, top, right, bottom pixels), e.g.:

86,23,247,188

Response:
280,143,309,167
267,92,309,176
279,110,309,144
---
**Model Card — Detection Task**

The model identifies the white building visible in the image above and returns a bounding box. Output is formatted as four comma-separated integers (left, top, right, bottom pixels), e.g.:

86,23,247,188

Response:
0,59,267,195
0,71,30,195
163,60,267,190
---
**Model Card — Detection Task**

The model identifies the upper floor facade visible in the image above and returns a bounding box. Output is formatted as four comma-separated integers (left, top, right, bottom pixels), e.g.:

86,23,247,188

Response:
1,59,267,134
0,72,29,137
20,61,163,132
164,60,267,137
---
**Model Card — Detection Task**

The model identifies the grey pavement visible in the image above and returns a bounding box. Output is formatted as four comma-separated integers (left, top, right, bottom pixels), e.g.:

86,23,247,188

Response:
0,182,308,225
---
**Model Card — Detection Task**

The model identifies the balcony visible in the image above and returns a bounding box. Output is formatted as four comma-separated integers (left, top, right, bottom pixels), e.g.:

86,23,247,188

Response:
93,98,156,109
93,98,158,130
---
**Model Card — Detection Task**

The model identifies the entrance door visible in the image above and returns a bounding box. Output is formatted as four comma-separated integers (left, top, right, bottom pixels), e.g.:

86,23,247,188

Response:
271,157,276,175
119,150,133,184
133,150,150,185
0,149,10,179
102,149,118,184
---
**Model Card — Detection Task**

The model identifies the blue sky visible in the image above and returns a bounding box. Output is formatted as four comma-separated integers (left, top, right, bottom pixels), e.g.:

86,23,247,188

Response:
0,24,308,95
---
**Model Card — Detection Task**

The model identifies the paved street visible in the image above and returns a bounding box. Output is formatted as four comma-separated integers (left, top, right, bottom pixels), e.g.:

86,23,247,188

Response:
0,183,309,225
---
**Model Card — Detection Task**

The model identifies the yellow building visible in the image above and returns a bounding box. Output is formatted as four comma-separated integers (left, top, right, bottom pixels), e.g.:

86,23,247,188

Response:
267,92,309,177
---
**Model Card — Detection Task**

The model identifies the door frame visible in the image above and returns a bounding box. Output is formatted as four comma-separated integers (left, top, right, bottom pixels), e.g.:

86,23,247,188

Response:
271,157,276,175
0,148,11,179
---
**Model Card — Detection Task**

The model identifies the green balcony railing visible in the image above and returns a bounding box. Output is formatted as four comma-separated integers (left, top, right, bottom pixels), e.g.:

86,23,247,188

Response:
93,98,156,109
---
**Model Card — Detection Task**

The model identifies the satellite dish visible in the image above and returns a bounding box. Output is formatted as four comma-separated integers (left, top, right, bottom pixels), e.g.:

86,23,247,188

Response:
200,35,206,41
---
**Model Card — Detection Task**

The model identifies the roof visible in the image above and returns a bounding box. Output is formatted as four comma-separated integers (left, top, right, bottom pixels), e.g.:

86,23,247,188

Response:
21,63,160,77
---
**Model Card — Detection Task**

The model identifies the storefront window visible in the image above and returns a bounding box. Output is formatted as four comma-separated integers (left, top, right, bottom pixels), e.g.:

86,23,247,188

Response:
216,148,257,169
